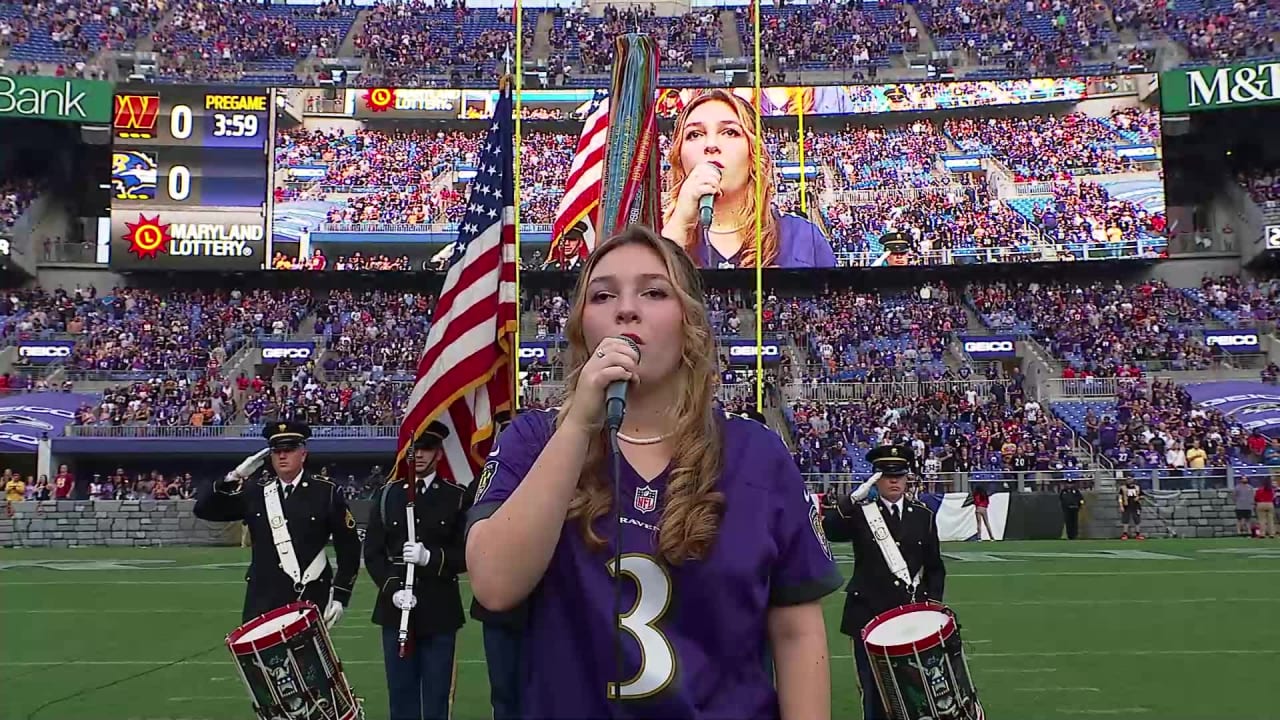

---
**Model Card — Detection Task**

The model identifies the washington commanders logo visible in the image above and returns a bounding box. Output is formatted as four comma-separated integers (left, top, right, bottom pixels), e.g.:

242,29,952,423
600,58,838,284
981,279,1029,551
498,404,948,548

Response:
364,88,395,112
123,214,171,259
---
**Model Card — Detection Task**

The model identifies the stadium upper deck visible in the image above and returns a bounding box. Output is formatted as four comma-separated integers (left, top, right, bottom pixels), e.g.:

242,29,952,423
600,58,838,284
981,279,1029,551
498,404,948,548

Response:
0,0,1272,85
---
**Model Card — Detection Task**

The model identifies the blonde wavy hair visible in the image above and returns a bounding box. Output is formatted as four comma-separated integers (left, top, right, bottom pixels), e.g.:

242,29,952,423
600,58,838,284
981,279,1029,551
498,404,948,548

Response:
663,89,780,268
557,224,726,565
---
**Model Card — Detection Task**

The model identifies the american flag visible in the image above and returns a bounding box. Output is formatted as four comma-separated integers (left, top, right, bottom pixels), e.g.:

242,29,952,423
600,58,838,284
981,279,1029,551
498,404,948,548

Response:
547,90,609,266
394,83,518,487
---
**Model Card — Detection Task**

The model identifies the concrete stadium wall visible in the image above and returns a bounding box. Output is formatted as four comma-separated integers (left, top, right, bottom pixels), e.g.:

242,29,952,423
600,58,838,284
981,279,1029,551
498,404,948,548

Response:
0,499,237,548
0,493,1243,547
1080,488,1241,539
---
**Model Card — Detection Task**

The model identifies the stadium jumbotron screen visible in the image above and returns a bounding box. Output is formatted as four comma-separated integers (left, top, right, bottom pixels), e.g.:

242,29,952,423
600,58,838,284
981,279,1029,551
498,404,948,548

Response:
265,77,1166,272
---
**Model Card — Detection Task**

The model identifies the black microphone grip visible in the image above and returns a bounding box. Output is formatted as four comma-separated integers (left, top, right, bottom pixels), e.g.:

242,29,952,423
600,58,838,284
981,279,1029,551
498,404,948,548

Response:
604,336,641,433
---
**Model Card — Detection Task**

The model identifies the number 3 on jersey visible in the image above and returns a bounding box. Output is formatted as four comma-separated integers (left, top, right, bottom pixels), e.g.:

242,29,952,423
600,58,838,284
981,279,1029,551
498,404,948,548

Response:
607,554,676,700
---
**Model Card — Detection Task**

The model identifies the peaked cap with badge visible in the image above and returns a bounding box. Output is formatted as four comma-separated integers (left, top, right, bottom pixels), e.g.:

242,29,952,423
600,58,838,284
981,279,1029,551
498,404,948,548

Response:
866,444,914,476
264,419,311,450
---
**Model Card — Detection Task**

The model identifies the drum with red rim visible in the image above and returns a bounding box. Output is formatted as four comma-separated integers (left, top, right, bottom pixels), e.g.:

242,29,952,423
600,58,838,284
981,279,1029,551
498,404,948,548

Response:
862,601,984,720
226,601,363,720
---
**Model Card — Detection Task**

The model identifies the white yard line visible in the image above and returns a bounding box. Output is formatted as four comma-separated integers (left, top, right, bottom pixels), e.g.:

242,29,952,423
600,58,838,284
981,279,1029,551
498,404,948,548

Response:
1057,709,1150,715
1015,687,1101,692
2,649,1273,668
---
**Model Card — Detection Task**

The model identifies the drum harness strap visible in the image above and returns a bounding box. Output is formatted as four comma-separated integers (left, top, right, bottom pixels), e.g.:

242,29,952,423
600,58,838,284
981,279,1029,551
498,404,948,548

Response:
263,479,329,595
861,501,923,600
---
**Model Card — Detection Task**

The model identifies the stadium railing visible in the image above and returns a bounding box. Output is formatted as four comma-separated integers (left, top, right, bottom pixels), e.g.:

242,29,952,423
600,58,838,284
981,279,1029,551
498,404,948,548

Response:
833,239,1164,267
63,369,216,383
64,425,400,439
520,382,755,407
1044,376,1145,399
320,222,555,233
782,379,1007,402
800,467,1253,494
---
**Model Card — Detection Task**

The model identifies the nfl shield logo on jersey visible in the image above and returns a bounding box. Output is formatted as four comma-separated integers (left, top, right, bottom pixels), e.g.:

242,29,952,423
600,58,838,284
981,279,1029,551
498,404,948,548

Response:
634,485,658,514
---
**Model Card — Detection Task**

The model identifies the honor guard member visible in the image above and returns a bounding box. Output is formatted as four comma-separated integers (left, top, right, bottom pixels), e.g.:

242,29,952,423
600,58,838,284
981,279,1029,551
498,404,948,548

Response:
194,420,360,626
470,411,526,720
823,444,947,720
364,421,476,720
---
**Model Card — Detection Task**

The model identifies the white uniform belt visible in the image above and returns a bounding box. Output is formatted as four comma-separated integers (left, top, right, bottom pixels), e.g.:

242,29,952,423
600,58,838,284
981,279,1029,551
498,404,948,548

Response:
861,500,923,594
263,480,329,590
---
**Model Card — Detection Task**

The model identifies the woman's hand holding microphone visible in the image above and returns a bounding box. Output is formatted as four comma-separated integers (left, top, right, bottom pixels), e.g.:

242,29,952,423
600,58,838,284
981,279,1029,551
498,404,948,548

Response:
563,337,640,433
663,161,722,237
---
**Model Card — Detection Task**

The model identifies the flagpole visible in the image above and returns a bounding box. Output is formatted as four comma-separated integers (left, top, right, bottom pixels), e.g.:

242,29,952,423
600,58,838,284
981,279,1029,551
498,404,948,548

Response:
512,1,523,413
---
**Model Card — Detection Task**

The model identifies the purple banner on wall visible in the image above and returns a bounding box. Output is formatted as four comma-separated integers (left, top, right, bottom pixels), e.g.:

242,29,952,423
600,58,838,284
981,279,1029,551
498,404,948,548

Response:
260,340,314,364
1202,329,1261,353
17,340,76,365
0,392,97,452
519,341,558,368
1184,381,1280,436
960,334,1018,360
724,339,781,366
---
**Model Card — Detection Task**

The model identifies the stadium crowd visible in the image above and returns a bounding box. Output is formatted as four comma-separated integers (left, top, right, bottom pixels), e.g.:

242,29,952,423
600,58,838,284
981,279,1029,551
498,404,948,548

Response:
969,280,1216,371
151,0,352,80
0,180,42,230
944,113,1144,181
788,379,1083,491
355,1,513,83
767,284,965,382
242,370,407,427
312,290,436,381
749,0,915,70
550,5,720,74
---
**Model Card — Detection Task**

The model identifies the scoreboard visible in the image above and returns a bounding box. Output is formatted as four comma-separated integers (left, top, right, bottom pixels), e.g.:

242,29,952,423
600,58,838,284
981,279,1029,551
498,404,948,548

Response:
109,86,270,270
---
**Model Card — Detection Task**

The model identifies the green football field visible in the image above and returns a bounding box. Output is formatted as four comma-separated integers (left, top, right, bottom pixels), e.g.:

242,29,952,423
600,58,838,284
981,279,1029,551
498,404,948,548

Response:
2,539,1277,720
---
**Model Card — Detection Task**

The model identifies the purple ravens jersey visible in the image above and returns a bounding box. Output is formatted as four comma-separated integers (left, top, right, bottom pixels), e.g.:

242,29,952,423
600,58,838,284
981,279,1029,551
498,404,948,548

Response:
466,408,843,719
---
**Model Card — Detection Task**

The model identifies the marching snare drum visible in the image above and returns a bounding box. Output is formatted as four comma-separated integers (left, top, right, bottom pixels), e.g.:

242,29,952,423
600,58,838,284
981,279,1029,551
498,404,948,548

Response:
862,602,984,720
226,601,363,720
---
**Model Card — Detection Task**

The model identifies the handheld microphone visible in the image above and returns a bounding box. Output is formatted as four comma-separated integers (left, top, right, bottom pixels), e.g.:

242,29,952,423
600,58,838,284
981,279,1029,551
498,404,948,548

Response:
698,161,723,228
605,334,640,708
604,336,641,433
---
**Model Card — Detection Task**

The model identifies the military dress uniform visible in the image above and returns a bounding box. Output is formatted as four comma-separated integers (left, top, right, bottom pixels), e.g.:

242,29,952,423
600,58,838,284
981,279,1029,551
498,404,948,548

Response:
823,445,947,720
364,422,476,720
194,421,361,623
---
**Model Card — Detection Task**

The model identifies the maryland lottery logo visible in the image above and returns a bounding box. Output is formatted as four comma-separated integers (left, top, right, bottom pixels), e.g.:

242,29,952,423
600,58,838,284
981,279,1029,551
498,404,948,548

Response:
364,88,396,112
123,214,171,259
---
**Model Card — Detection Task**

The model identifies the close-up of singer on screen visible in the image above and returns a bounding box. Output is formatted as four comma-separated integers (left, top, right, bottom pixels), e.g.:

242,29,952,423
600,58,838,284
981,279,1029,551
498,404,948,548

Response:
464,224,844,719
659,89,838,269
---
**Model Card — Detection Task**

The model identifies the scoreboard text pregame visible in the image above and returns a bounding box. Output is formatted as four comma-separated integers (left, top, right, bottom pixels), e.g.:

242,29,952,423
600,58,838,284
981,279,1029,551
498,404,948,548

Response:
109,87,270,270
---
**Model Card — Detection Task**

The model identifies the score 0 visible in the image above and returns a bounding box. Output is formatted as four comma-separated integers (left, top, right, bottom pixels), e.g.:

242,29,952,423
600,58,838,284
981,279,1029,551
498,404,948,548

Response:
166,103,194,202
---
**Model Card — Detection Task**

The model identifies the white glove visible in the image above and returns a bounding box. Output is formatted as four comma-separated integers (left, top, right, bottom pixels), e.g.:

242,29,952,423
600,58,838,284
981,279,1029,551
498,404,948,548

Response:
322,600,345,629
392,589,417,610
234,448,271,480
402,542,432,567
851,473,882,502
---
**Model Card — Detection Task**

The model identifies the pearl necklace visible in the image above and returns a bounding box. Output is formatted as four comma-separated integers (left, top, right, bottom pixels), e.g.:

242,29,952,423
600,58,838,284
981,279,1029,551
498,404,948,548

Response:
616,431,670,445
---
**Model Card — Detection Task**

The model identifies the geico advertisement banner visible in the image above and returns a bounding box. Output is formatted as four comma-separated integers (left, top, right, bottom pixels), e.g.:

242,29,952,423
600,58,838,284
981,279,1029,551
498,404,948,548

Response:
110,209,265,270
17,340,76,364
960,335,1018,359
260,342,314,363
519,342,557,367
1203,329,1261,353
724,341,781,365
